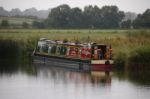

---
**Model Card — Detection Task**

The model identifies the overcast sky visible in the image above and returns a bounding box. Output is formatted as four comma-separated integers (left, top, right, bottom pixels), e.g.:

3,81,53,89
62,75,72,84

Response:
0,0,150,13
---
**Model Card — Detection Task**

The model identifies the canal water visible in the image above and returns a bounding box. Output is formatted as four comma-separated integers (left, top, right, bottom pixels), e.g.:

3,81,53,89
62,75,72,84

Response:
0,62,150,99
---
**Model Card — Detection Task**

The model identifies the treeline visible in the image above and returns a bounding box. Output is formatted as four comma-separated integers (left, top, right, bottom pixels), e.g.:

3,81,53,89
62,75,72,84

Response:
132,9,150,28
0,7,49,19
33,4,125,29
121,9,150,29
32,4,150,29
1,4,150,29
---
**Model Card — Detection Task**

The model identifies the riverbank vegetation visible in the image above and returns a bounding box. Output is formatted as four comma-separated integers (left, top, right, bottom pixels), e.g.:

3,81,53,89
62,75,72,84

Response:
0,29,150,70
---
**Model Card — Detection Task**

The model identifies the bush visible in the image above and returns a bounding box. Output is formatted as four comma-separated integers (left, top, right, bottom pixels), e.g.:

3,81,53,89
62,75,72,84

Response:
129,47,150,63
129,47,150,70
22,22,29,28
114,52,127,70
0,40,19,59
1,20,9,28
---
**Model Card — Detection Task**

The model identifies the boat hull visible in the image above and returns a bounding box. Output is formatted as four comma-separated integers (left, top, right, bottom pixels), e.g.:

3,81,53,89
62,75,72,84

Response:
91,64,113,71
33,54,91,71
91,60,114,71
33,53,114,72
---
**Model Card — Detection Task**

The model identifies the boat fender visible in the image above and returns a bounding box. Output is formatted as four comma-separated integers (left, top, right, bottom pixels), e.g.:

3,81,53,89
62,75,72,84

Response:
105,60,110,65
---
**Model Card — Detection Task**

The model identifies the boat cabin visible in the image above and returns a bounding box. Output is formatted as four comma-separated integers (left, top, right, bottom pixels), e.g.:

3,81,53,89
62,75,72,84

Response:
35,38,112,60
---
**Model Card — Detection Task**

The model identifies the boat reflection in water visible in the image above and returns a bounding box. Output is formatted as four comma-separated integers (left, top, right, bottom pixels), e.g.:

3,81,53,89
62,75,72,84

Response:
33,63,112,86
91,71,112,85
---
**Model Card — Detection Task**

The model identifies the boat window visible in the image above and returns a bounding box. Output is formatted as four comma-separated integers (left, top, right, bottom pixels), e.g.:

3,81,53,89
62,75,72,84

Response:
39,44,48,53
48,46,52,55
60,46,67,55
56,46,61,55
81,45,91,59
68,46,79,57
36,45,40,52
51,45,57,54
36,41,46,52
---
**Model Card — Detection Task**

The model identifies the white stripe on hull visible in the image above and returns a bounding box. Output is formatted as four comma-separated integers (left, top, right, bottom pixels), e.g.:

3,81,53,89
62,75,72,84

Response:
91,60,114,64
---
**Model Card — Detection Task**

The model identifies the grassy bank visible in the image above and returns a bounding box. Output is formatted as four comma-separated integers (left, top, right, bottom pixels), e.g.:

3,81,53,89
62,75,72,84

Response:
0,29,150,70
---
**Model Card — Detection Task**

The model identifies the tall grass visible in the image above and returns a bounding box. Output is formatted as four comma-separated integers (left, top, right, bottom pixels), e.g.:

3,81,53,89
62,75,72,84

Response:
0,40,19,72
114,52,127,70
0,29,150,70
0,39,19,59
128,47,150,70
0,38,37,64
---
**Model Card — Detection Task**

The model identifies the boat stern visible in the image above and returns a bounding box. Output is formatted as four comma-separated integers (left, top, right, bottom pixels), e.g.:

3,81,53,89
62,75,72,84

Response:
91,60,114,71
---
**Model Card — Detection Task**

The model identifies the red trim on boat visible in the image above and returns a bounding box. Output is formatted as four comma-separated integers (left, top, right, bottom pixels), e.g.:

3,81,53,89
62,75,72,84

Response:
92,64,113,71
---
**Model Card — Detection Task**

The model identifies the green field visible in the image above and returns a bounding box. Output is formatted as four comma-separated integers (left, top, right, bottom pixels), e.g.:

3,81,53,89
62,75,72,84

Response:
0,17,38,25
0,29,150,69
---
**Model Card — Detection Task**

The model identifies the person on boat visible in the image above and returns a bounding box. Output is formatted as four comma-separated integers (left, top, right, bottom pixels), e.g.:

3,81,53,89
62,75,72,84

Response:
94,46,98,59
99,48,103,59
109,45,113,59
105,46,110,59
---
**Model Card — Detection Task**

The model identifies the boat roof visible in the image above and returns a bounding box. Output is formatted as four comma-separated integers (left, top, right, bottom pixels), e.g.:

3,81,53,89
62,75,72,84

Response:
94,44,107,46
58,43,84,47
38,38,108,46
39,38,47,41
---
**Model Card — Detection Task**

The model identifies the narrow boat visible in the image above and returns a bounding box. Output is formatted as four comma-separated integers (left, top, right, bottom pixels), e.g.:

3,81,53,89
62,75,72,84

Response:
32,38,114,71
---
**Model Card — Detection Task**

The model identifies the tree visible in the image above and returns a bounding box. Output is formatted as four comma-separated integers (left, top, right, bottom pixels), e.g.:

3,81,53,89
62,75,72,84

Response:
32,21,45,29
100,6,125,28
68,7,83,28
22,22,29,28
47,4,71,28
83,5,102,28
1,20,9,28
133,9,150,28
121,20,132,28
